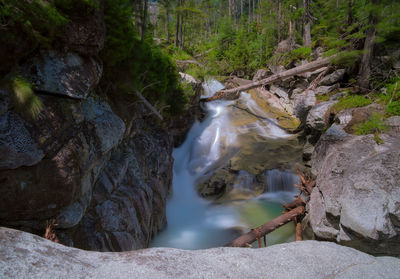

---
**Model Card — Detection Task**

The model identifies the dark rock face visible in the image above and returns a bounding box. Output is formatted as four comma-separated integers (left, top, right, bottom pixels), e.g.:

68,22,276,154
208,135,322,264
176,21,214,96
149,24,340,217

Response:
60,1,106,56
0,1,175,252
0,89,173,251
168,73,203,146
69,119,173,251
21,50,102,99
303,125,400,256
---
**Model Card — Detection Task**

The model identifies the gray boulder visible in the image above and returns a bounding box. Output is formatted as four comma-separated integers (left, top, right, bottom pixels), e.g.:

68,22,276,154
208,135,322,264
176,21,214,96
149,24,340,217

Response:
315,84,340,95
385,116,400,132
21,50,102,99
292,90,316,121
303,128,400,256
1,227,399,279
320,69,345,86
270,85,289,100
306,100,337,131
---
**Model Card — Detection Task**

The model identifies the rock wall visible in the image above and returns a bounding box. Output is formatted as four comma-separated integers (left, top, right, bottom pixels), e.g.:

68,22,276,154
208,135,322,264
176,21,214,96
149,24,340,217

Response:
0,2,174,252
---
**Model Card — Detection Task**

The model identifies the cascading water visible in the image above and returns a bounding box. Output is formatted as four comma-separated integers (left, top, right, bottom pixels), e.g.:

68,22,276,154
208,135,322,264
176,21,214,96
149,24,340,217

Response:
151,79,301,249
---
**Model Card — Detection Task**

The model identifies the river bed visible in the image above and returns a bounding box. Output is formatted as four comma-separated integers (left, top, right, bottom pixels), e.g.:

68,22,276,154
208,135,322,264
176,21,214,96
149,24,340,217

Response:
151,79,302,249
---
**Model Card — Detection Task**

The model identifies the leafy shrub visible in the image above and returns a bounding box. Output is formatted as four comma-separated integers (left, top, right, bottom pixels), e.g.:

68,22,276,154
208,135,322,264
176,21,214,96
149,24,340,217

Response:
0,0,70,48
386,101,400,116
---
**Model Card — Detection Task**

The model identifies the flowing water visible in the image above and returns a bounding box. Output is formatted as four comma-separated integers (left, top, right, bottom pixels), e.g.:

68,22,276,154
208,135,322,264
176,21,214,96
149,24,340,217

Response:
151,79,301,249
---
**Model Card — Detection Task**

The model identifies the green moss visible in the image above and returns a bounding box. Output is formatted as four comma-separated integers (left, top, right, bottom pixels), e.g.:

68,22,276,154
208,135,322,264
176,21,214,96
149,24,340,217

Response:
11,75,42,118
331,95,372,113
353,113,388,135
386,101,400,116
100,0,188,117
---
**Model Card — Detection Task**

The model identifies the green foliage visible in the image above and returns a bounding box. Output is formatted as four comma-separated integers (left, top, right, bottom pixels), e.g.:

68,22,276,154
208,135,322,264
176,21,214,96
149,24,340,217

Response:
101,0,187,117
11,76,42,118
353,113,388,135
330,50,363,68
373,78,400,116
0,0,70,48
331,95,372,113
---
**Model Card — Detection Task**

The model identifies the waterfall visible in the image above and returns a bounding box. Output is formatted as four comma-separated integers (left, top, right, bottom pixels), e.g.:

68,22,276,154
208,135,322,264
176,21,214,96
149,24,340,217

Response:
266,169,300,192
151,79,300,249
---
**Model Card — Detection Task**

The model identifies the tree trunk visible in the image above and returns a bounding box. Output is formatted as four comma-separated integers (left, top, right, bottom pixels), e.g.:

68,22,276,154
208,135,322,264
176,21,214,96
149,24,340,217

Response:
277,1,281,42
357,0,379,89
253,0,256,21
241,0,244,16
174,5,180,47
202,56,334,102
165,6,170,42
347,0,354,25
226,206,305,247
141,0,148,41
303,0,312,47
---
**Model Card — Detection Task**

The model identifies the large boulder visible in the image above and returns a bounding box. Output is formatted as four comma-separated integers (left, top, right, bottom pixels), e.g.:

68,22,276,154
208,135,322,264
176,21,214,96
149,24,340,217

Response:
21,50,102,99
1,227,399,279
303,125,400,256
306,100,337,131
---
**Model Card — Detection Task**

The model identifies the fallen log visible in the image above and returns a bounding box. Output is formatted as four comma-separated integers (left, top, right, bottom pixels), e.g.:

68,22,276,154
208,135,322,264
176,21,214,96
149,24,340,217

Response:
202,56,335,102
295,219,303,241
226,206,305,247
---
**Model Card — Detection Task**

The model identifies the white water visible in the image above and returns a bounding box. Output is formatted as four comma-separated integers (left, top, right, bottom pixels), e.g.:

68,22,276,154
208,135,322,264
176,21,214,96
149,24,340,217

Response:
151,79,300,249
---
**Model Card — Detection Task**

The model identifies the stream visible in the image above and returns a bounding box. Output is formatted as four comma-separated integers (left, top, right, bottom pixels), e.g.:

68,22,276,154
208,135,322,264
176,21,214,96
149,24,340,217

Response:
151,79,302,249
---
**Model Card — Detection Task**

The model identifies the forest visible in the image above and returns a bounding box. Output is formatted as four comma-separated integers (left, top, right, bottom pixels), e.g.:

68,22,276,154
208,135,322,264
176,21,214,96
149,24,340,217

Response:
0,0,400,277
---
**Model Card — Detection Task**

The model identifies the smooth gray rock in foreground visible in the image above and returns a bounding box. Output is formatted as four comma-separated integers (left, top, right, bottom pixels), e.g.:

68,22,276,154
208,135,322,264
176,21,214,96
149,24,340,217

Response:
1,227,399,279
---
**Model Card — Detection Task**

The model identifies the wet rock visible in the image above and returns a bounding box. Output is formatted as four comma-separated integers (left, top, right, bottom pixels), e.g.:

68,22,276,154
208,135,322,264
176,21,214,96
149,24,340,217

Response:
21,50,102,99
1,228,399,279
303,130,400,256
320,69,345,86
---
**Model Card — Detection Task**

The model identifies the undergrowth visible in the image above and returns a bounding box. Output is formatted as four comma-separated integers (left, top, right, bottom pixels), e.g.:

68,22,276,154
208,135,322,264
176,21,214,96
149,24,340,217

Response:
330,95,372,113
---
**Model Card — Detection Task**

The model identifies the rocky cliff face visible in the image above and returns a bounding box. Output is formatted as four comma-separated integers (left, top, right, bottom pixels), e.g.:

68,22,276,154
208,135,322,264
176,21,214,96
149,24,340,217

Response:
0,3,174,252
